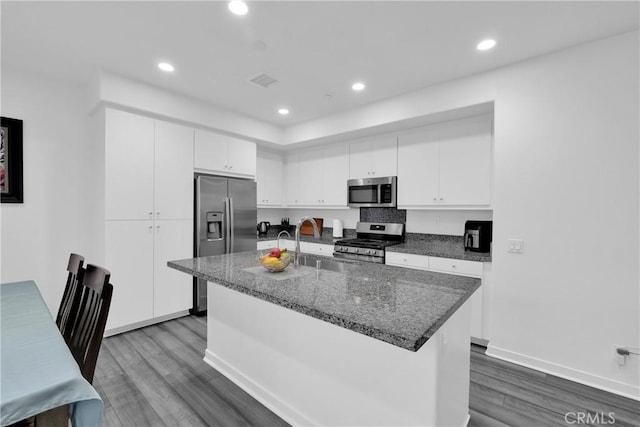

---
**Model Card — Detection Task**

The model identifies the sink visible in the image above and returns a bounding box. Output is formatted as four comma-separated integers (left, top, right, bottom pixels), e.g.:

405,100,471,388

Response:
295,255,348,274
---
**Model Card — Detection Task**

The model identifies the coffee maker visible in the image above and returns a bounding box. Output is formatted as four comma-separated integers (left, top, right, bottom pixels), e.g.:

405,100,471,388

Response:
464,220,492,253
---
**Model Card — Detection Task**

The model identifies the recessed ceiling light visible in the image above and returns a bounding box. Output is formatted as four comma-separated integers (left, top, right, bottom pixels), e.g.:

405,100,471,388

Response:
228,1,248,16
158,62,175,72
352,82,365,91
278,108,289,115
477,39,496,51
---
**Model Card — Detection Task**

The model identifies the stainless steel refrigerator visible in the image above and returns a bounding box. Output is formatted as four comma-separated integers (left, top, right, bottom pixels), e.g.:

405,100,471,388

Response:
192,174,257,315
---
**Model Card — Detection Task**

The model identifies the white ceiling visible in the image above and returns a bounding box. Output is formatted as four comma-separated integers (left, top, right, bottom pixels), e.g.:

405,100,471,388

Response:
2,1,638,126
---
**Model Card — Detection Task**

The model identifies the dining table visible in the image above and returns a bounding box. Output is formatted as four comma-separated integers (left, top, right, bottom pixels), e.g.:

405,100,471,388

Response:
1,280,103,427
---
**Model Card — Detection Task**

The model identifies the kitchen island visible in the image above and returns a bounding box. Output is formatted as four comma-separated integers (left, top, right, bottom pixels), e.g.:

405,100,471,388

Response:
169,251,480,426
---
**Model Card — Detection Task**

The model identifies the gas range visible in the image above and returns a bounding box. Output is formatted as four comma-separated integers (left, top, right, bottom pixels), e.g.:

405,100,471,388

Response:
334,222,404,263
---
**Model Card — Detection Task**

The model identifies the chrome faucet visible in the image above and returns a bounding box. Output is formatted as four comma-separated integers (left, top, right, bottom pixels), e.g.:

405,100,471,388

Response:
294,217,320,266
276,230,291,249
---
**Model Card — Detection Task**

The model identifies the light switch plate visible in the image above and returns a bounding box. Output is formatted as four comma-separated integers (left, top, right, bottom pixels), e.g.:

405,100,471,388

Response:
507,239,524,253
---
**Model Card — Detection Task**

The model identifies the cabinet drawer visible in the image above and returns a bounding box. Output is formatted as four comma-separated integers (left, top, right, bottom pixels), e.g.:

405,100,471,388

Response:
385,252,429,270
303,242,334,256
428,257,483,277
257,240,276,250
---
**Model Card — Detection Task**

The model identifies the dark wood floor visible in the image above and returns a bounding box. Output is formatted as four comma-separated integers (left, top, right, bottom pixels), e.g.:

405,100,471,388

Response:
94,316,639,427
469,345,639,427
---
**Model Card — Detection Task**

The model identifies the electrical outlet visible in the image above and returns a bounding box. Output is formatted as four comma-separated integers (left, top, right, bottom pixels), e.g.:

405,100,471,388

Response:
507,239,524,253
434,216,440,225
613,344,627,366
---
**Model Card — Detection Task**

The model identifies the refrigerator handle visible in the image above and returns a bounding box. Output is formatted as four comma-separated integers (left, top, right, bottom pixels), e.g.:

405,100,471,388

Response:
229,197,235,253
195,176,202,255
224,197,231,253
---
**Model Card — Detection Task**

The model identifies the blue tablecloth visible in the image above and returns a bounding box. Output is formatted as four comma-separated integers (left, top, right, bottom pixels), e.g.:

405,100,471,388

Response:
1,281,103,426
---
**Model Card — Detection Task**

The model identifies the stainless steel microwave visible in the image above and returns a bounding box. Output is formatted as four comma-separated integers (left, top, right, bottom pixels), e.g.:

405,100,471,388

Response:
347,176,397,208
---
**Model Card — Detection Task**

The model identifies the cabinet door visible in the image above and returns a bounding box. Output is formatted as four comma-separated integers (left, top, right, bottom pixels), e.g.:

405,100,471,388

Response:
371,136,398,177
397,128,439,206
439,118,492,205
257,150,283,206
284,152,300,206
228,137,257,177
348,139,372,179
154,120,194,219
105,220,154,330
105,109,154,220
153,219,193,318
298,148,323,205
194,129,228,172
322,144,349,206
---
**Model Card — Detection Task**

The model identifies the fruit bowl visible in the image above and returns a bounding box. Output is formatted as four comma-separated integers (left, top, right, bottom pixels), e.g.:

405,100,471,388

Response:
258,248,293,272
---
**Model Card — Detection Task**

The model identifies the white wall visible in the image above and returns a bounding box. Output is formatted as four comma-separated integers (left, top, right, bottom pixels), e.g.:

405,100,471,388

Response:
0,66,103,312
489,31,639,398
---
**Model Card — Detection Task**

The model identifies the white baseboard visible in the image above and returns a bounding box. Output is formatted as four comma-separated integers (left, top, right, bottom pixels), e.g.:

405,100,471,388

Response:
204,349,318,427
104,310,189,337
486,344,640,401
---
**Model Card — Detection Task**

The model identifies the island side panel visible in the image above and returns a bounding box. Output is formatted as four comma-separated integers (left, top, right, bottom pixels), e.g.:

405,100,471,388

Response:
204,280,472,427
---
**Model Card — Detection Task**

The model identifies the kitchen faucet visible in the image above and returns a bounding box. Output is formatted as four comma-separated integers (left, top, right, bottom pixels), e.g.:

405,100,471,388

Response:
277,230,291,249
294,217,320,266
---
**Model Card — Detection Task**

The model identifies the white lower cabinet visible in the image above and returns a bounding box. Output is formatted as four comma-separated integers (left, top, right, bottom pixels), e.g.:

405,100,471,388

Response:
105,221,154,330
153,220,193,318
300,242,334,256
105,219,193,332
257,239,330,255
386,252,489,342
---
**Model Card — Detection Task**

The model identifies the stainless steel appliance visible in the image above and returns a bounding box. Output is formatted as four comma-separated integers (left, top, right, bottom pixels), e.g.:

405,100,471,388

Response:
193,174,257,315
464,220,492,253
347,176,397,208
334,222,404,263
257,221,271,235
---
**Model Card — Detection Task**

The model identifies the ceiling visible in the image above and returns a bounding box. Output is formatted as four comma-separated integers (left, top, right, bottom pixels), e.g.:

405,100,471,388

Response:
2,1,638,127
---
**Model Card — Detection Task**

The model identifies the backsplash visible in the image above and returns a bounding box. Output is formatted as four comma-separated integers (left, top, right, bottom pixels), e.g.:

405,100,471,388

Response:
257,208,492,237
359,207,407,224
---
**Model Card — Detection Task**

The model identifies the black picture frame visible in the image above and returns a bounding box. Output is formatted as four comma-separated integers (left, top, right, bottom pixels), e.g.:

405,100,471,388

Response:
1,116,24,203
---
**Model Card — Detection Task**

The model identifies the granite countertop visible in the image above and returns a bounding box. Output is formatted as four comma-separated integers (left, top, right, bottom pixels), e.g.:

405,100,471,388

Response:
387,233,492,263
257,227,356,245
168,251,480,352
258,228,492,262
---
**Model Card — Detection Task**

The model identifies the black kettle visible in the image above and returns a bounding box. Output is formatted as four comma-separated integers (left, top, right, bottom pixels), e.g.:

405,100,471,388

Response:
257,221,271,235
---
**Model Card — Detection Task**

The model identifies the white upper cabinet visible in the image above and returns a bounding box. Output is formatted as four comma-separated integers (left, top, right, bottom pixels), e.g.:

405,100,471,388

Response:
285,143,349,208
256,149,284,206
154,120,194,219
438,118,492,205
228,136,257,176
397,115,493,207
194,129,256,177
397,127,440,206
284,152,301,206
321,144,349,206
298,148,324,206
349,136,397,179
105,109,155,220
105,109,194,220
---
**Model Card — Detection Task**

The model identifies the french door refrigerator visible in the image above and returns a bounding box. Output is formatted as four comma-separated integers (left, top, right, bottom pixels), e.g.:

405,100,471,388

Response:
192,174,257,315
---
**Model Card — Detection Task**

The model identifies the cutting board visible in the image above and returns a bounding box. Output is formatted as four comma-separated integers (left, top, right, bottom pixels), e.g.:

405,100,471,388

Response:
300,218,323,236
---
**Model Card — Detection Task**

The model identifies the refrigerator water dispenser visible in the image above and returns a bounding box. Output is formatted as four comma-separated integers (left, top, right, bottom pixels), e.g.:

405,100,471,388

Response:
207,212,223,240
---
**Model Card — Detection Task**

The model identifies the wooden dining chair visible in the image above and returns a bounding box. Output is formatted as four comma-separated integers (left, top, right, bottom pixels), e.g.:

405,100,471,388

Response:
55,253,84,340
65,263,113,384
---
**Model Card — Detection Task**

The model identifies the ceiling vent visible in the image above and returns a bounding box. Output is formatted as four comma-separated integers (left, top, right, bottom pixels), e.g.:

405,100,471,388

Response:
249,73,279,89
